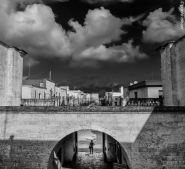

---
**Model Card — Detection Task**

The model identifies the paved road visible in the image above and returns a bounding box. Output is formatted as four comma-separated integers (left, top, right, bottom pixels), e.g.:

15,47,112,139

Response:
63,152,113,169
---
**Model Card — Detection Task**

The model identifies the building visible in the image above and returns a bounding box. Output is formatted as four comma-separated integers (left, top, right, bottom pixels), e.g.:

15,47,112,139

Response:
60,86,69,91
123,83,133,99
157,35,185,106
22,85,46,99
67,90,83,98
0,41,27,106
23,77,55,99
128,80,163,99
90,93,99,104
105,86,123,98
105,86,124,106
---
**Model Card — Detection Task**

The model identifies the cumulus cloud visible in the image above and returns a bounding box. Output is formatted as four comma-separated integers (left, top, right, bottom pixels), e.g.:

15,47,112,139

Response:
75,39,147,62
0,0,146,68
142,8,185,43
0,0,71,58
68,7,131,48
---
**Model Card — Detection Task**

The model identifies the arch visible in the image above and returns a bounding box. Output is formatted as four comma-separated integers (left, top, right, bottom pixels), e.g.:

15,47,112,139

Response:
60,124,118,142
47,125,132,169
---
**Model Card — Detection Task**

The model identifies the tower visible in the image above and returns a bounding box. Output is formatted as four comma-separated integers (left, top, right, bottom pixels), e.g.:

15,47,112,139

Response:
0,41,27,106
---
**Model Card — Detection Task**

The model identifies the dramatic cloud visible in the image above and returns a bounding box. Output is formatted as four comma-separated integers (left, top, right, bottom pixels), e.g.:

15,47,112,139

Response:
0,0,146,68
68,7,131,48
23,56,40,69
0,0,71,58
74,39,147,63
142,8,185,43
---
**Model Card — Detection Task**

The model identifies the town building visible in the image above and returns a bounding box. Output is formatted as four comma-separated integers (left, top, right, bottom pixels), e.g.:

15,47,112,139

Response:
67,90,83,99
105,86,123,106
22,85,46,99
0,41,27,106
157,35,185,106
23,77,55,99
90,93,99,104
123,82,135,99
128,80,163,99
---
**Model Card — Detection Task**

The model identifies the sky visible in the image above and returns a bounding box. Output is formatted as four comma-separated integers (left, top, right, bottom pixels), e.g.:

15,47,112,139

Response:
0,0,184,90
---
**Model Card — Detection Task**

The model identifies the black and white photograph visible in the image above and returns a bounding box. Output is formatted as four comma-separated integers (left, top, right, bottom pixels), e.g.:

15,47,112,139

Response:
0,0,185,168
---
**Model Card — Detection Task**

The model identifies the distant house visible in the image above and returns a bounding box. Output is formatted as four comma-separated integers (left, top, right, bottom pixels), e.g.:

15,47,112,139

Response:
90,93,99,103
128,80,163,99
105,86,123,98
67,90,83,99
105,87,123,106
22,77,55,99
22,85,46,99
123,83,135,99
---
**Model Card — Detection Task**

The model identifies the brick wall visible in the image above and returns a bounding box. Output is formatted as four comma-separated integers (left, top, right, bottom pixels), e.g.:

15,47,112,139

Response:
0,107,185,169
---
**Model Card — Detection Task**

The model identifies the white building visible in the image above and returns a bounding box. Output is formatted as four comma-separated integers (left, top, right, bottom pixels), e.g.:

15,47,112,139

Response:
43,78,55,98
105,86,123,98
23,77,56,99
128,80,163,98
67,90,83,98
90,93,99,103
22,85,46,99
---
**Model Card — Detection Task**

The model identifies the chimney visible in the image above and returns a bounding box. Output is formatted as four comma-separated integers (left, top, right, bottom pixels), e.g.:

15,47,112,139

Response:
49,71,51,80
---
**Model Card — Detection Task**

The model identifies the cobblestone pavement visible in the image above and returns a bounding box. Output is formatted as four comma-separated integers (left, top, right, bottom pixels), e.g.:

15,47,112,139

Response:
63,152,113,169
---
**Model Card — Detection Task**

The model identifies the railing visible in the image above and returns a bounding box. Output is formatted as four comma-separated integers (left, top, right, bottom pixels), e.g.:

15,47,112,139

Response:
126,98,163,107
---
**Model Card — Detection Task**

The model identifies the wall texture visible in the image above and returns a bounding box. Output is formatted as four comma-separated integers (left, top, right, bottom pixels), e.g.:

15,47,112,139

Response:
159,36,185,106
21,99,56,106
159,42,173,106
0,43,25,106
0,107,185,169
171,37,185,106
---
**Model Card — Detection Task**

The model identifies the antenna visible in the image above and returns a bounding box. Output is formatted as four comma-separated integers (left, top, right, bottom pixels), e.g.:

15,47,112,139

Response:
28,63,30,77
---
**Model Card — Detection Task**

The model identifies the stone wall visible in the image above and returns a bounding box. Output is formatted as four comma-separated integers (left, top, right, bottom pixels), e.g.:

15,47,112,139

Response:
0,107,185,169
159,35,185,106
171,37,185,106
21,99,56,106
0,42,25,106
159,42,173,106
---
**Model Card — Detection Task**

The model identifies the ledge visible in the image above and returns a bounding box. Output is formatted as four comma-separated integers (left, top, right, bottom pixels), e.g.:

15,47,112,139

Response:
0,106,184,113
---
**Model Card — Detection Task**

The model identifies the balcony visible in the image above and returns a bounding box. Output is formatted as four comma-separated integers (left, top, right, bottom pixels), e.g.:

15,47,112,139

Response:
126,98,163,107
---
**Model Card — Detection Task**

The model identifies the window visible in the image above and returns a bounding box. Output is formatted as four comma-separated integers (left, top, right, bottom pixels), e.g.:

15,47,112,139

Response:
134,92,137,98
159,90,163,99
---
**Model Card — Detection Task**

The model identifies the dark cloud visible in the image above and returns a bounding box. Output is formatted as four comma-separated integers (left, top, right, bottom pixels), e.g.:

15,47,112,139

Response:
80,75,101,80
80,0,134,5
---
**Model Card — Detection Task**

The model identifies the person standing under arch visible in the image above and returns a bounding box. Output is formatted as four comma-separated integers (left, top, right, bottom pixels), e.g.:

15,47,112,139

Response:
89,140,95,154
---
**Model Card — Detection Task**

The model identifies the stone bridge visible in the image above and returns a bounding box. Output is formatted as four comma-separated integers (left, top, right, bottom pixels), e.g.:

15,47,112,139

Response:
0,106,185,169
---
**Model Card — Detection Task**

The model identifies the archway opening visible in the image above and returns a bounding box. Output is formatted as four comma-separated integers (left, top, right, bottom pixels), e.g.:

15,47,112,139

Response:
48,130,130,169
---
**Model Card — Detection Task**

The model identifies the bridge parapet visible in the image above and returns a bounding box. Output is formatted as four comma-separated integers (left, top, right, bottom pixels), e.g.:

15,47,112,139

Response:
0,106,185,113
0,106,185,169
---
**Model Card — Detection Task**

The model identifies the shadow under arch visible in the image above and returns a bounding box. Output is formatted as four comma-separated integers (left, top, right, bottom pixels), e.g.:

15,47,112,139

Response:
47,125,132,169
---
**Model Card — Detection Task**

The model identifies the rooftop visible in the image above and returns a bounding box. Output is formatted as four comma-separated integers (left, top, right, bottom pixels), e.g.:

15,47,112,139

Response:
22,84,46,89
128,80,162,90
0,41,27,56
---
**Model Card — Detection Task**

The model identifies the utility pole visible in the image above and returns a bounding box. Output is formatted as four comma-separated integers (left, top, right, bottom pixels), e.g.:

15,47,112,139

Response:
28,63,30,77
